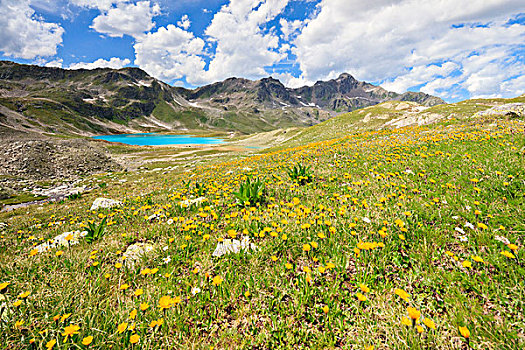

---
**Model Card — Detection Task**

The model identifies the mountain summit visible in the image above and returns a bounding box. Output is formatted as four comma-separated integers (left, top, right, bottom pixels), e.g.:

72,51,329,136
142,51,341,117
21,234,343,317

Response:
0,61,444,137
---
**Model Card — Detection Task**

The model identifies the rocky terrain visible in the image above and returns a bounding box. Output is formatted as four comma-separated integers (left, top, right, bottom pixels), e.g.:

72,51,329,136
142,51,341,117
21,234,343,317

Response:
0,61,444,137
0,138,121,209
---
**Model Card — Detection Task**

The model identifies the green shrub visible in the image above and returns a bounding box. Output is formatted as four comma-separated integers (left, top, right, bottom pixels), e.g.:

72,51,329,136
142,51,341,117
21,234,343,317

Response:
85,217,107,244
67,192,82,200
233,177,266,207
288,163,313,185
195,182,207,196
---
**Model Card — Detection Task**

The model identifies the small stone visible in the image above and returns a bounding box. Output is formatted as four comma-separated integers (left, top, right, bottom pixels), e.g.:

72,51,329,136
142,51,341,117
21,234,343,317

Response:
212,237,258,257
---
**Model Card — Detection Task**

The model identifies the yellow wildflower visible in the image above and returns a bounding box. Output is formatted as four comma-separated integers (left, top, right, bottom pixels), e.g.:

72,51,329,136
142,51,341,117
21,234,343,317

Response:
459,326,470,338
82,336,93,345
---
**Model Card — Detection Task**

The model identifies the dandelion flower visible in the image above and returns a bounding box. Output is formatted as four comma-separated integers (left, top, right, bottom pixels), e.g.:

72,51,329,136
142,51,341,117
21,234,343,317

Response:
130,334,140,344
0,282,9,291
401,316,411,326
18,291,30,299
158,296,173,310
459,326,470,338
423,318,436,330
82,336,93,345
212,275,223,286
359,284,370,293
356,293,367,301
63,324,80,340
407,307,421,320
117,322,128,334
501,251,516,259
394,288,410,301
46,339,57,349
462,261,472,269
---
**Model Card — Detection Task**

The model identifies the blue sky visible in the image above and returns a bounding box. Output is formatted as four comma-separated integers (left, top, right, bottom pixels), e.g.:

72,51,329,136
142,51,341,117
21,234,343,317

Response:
0,0,524,102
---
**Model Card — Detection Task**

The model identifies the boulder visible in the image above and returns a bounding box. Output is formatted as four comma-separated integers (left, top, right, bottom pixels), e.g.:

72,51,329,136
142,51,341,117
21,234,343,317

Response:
122,242,155,267
90,198,122,211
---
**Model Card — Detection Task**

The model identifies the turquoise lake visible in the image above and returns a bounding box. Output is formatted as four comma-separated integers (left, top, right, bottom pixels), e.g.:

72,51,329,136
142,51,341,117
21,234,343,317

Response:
93,133,225,146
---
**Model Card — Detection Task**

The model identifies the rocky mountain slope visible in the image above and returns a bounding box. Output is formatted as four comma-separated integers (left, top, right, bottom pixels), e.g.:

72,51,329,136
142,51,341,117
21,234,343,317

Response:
0,61,444,137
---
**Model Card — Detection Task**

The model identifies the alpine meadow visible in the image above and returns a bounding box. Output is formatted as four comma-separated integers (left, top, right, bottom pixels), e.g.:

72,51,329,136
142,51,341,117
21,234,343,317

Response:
0,0,524,349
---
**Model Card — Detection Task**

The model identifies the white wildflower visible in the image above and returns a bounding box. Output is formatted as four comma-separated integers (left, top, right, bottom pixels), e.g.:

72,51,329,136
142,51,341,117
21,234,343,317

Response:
33,230,87,253
494,235,510,245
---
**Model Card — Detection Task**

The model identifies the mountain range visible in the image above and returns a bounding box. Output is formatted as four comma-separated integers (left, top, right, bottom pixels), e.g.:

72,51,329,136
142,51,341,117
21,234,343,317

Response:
0,61,444,137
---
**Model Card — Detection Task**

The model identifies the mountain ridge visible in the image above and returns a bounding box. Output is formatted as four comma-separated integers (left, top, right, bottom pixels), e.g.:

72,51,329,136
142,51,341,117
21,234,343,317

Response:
0,60,444,137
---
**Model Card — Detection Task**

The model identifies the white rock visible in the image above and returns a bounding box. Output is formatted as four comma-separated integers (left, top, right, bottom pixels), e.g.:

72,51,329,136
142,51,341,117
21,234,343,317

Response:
90,198,122,211
212,237,258,257
122,243,155,267
179,197,207,207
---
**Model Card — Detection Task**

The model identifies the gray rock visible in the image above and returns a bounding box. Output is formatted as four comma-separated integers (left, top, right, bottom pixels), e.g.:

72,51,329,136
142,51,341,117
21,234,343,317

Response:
90,197,122,211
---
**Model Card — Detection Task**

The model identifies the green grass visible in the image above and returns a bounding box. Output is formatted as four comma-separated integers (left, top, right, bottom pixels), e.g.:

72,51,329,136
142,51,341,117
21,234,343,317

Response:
0,105,524,349
0,192,48,205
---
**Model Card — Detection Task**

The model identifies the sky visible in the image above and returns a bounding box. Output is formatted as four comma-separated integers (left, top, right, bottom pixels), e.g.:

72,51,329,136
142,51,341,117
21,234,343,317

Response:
0,0,524,102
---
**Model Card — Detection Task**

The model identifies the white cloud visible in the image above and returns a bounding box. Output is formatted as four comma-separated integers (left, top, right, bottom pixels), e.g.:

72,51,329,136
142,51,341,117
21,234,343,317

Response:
134,0,290,85
272,72,314,88
201,0,289,83
91,1,161,38
177,14,191,30
279,18,304,41
0,0,64,59
133,24,206,82
382,62,460,93
44,58,64,68
69,0,125,11
500,75,525,97
68,57,131,70
292,0,525,98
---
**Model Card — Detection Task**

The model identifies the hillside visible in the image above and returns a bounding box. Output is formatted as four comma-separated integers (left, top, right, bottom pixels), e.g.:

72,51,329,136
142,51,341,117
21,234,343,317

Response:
282,95,525,146
0,104,523,348
0,61,443,137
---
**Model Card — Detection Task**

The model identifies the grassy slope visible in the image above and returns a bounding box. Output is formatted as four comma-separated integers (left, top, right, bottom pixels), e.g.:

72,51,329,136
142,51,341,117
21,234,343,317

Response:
284,96,525,147
0,111,524,349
